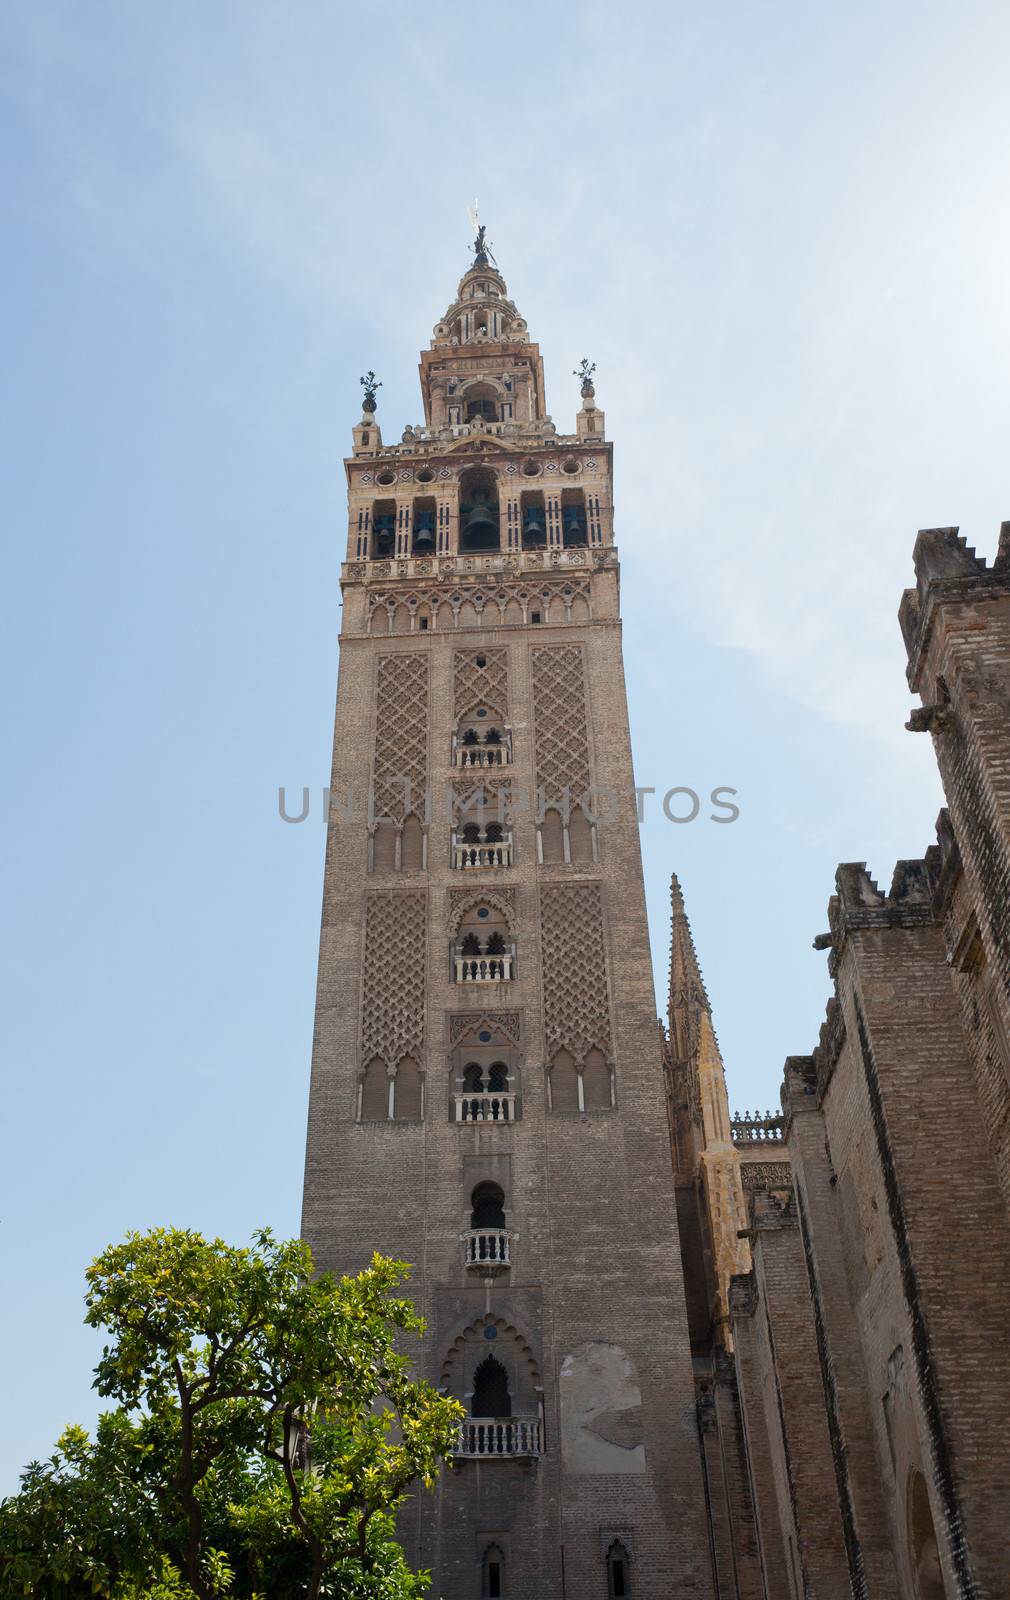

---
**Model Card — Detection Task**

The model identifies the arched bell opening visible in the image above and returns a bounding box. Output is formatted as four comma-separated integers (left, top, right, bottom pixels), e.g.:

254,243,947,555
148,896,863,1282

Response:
459,466,501,553
561,487,588,548
411,496,437,555
521,489,547,549
463,381,499,421
371,498,396,559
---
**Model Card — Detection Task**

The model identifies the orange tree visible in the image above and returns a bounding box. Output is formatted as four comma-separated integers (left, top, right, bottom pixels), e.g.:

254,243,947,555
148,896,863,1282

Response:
0,1230,461,1599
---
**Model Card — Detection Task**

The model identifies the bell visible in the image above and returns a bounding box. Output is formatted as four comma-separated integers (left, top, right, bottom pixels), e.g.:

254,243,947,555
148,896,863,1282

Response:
562,504,586,545
373,513,395,554
412,510,436,552
522,506,547,545
461,491,499,549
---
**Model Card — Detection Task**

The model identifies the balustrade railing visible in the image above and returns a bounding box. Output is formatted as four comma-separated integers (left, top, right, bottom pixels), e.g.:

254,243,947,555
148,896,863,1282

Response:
731,1109,785,1144
454,953,514,983
455,1417,542,1458
453,743,511,768
452,834,513,869
454,1091,517,1123
464,1228,512,1269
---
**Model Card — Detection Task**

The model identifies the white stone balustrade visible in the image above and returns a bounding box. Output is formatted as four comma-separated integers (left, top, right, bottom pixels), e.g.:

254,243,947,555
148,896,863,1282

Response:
452,834,513,869
454,742,509,768
454,953,513,983
464,1228,512,1269
455,1417,542,1458
454,1092,517,1123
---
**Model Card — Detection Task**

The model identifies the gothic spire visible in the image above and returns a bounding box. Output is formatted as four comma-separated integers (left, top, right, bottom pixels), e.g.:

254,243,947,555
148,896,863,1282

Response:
668,871,711,1062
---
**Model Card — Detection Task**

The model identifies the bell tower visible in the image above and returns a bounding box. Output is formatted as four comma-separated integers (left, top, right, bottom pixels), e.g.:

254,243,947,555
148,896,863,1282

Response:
301,231,713,1598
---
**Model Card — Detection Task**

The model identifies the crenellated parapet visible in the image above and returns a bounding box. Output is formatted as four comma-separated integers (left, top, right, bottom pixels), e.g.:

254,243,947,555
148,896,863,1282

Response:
899,521,1010,689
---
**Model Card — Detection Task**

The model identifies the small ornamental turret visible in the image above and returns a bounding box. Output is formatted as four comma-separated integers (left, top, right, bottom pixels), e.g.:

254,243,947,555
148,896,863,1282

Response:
574,358,604,440
351,371,382,456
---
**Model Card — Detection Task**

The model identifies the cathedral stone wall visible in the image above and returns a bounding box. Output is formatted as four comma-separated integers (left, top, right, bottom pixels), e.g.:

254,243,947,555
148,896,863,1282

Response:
715,526,1010,1600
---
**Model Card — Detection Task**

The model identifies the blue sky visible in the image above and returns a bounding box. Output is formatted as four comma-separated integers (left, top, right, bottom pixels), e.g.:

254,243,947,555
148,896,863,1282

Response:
3,0,1009,1490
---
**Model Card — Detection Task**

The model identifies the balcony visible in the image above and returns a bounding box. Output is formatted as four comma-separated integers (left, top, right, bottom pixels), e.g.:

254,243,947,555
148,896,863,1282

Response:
464,1228,512,1269
452,733,512,768
452,833,513,870
455,1417,543,1458
454,953,514,983
454,1091,518,1123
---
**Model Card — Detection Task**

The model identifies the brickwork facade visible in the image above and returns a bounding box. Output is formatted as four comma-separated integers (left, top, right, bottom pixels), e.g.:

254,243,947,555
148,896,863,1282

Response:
301,250,714,1598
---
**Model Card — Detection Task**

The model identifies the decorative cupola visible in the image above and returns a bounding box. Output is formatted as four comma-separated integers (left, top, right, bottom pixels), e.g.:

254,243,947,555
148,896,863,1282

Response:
419,224,548,431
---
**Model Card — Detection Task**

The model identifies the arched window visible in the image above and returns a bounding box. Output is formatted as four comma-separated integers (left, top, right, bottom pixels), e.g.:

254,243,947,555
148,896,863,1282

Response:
606,1541,631,1599
482,1544,505,1600
472,1355,510,1417
583,1047,611,1110
464,382,499,422
401,814,423,872
360,1058,388,1121
487,1061,508,1092
549,1049,579,1112
372,820,397,873
470,1182,506,1230
568,803,594,864
541,807,565,865
394,1057,422,1120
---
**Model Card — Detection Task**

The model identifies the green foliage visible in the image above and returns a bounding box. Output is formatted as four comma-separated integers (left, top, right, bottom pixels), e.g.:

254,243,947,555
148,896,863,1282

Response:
0,1231,461,1600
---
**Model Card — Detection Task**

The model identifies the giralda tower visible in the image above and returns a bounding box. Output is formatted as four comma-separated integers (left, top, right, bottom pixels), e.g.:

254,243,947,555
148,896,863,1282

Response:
301,233,713,1598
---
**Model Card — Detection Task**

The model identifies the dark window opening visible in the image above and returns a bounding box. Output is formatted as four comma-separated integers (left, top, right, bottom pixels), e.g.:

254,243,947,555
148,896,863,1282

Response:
531,610,541,624
472,1354,511,1417
482,1545,506,1600
607,1542,631,1600
471,1182,506,1230
466,397,498,421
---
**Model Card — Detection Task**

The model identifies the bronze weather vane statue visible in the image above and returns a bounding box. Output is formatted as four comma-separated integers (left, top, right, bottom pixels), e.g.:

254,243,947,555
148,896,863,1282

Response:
466,199,498,270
